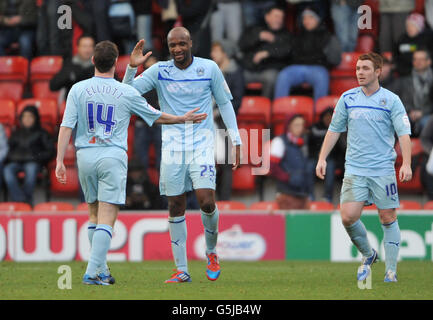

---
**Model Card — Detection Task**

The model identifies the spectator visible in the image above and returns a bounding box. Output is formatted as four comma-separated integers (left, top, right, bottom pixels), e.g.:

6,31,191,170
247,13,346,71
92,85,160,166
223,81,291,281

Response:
211,0,243,44
158,0,178,59
242,0,279,28
308,107,345,203
270,114,315,210
3,106,55,206
238,5,291,99
0,124,8,194
330,0,363,52
211,40,244,200
134,50,162,173
393,13,433,77
132,0,153,50
108,0,136,54
175,0,213,58
379,0,415,53
379,56,397,90
420,115,433,199
0,0,37,59
274,7,341,101
393,49,433,137
49,35,95,98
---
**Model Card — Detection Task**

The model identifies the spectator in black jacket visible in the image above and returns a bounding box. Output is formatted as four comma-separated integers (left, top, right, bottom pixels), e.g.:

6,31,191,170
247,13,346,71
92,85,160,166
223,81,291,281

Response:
393,13,433,77
211,39,244,200
274,7,341,101
50,35,95,98
3,106,55,205
238,5,292,99
175,0,212,58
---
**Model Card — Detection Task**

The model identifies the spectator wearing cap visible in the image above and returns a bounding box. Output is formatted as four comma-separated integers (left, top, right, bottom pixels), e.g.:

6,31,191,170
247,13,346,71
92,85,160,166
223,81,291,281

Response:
393,13,433,76
274,7,341,101
270,114,315,210
379,0,415,53
211,39,244,200
238,5,292,99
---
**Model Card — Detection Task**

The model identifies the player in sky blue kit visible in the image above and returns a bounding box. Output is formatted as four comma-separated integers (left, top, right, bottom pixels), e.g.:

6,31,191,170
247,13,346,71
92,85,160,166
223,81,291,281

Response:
316,52,412,283
122,27,242,283
55,40,206,286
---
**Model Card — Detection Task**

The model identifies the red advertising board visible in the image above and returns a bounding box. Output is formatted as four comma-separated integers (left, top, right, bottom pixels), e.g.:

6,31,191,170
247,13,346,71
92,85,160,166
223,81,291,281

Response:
0,212,285,262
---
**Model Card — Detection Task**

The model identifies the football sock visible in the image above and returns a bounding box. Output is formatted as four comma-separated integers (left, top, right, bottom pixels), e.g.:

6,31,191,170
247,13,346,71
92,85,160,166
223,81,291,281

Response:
345,219,373,258
382,219,400,273
168,216,188,273
88,222,110,275
85,224,112,278
200,206,219,255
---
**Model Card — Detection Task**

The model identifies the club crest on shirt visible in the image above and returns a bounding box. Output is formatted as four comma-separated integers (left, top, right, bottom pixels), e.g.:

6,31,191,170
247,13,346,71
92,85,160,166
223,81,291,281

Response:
196,67,205,77
379,98,387,106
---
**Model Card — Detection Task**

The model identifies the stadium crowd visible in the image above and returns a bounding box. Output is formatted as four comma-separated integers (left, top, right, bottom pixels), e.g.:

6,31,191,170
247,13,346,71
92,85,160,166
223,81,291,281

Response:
1,0,433,210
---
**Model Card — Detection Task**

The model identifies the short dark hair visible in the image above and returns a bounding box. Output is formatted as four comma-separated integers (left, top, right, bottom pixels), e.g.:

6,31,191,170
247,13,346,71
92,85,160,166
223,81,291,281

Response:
77,34,94,46
93,40,119,73
265,5,285,15
414,48,431,60
358,52,383,70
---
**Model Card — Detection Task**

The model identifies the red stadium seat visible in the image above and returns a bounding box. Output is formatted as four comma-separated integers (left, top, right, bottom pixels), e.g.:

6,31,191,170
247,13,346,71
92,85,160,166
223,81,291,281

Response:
331,52,362,78
232,165,256,192
17,99,58,134
0,99,16,127
423,201,433,210
0,202,32,212
397,165,423,193
0,56,28,82
356,35,375,53
310,201,335,211
50,166,80,195
314,95,339,122
216,200,247,211
76,203,89,212
238,96,271,125
246,82,263,91
64,143,76,165
271,96,314,136
394,138,424,166
33,202,75,212
249,201,279,211
330,77,359,96
115,55,144,80
399,200,422,210
30,56,63,100
0,82,24,102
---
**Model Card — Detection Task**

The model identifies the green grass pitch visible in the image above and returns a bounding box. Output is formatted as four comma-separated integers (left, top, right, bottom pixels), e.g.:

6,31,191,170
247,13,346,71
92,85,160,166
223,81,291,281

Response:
1,260,432,300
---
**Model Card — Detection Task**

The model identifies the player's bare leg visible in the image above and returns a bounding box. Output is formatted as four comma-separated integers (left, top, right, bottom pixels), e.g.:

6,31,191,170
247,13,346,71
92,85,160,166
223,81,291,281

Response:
83,202,118,285
195,188,221,281
165,193,191,283
341,201,378,281
379,208,399,282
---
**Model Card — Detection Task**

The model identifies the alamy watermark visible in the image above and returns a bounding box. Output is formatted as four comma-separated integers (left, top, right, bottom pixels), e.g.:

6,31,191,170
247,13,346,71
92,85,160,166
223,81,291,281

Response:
357,267,372,290
57,265,72,290
358,5,372,30
57,5,72,30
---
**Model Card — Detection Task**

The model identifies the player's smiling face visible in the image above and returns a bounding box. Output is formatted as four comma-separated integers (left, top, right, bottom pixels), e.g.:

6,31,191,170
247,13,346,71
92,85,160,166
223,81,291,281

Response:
356,59,380,87
168,33,192,67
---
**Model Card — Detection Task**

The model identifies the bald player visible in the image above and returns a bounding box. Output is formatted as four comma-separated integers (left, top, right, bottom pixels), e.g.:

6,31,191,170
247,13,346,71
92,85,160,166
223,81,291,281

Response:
122,27,242,283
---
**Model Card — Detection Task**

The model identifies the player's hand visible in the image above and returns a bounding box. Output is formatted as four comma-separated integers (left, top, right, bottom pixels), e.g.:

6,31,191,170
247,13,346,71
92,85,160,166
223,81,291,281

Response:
232,145,241,170
399,163,412,182
55,162,67,184
129,39,153,68
183,107,207,123
316,159,327,180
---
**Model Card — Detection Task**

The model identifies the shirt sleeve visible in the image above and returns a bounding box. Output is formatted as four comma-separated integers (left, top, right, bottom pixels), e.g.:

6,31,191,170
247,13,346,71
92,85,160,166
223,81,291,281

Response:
211,62,233,105
328,95,348,133
61,85,78,129
122,63,158,94
127,88,162,126
391,95,412,137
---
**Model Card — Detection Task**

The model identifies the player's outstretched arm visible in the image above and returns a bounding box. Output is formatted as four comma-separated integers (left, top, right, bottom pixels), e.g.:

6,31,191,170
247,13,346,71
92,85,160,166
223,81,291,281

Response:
129,39,153,68
56,126,73,184
316,130,341,180
154,107,207,124
398,134,412,182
